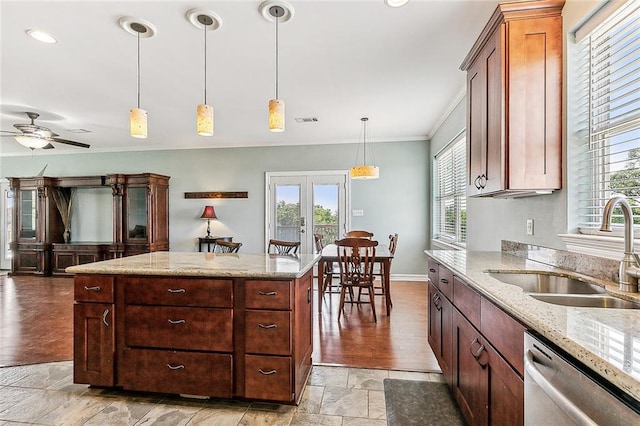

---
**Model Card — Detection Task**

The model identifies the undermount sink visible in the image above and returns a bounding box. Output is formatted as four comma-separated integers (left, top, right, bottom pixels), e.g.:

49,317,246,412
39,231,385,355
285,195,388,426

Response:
530,294,640,309
488,271,640,309
487,271,604,294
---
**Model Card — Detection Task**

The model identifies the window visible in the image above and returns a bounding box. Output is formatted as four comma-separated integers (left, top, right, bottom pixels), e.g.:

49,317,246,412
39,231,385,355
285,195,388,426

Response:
575,0,640,233
433,134,466,248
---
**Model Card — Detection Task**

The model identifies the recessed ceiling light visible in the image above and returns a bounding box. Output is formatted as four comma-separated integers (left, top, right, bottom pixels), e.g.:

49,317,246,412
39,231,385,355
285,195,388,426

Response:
385,0,409,7
26,29,57,44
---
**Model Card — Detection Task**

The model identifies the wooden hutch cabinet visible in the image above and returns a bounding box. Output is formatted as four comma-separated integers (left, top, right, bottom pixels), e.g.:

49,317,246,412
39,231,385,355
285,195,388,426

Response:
460,0,564,197
8,173,170,276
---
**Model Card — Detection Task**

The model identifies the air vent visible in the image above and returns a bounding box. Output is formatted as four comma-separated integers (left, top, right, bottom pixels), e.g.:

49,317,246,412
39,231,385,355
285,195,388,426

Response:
67,129,91,134
295,117,318,123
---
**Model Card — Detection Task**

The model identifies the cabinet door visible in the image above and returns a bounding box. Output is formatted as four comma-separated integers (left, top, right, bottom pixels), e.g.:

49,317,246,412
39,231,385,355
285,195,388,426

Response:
484,338,524,426
73,303,115,386
125,186,148,243
483,28,504,195
453,309,488,426
506,16,562,191
429,283,454,387
466,52,486,196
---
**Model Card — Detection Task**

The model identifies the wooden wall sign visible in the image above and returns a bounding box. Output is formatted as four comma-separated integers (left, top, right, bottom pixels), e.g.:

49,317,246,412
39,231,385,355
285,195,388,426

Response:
184,191,248,199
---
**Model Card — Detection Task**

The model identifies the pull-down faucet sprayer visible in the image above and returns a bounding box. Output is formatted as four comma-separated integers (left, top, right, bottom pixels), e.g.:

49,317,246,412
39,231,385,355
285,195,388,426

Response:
600,196,640,292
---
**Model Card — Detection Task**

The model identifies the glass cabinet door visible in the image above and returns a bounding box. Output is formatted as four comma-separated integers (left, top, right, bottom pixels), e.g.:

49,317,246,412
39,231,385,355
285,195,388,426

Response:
127,187,148,240
19,189,36,239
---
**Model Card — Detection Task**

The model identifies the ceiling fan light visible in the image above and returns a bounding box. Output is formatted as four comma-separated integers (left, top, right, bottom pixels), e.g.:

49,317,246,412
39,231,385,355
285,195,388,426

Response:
130,107,148,138
197,104,214,136
385,0,409,7
14,135,50,149
269,99,285,132
350,165,380,180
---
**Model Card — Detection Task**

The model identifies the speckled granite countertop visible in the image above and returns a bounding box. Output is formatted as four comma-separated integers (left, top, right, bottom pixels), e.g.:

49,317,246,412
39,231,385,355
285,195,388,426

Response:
66,251,320,279
425,249,640,403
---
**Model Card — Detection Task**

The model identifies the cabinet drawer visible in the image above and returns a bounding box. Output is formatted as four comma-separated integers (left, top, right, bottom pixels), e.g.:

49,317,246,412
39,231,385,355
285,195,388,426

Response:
245,280,292,310
481,298,525,376
123,277,233,307
244,355,292,402
453,276,481,327
438,266,454,300
245,311,292,356
75,275,114,303
427,260,439,287
125,306,233,352
122,348,232,398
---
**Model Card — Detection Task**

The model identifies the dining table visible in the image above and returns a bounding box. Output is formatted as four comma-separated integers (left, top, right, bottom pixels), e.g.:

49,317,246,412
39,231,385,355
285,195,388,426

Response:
317,243,394,316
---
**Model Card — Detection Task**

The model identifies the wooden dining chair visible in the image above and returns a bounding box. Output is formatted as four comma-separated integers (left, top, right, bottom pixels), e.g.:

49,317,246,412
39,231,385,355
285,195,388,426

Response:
335,237,379,322
314,233,341,297
369,233,398,305
345,230,374,239
268,239,301,254
215,240,243,253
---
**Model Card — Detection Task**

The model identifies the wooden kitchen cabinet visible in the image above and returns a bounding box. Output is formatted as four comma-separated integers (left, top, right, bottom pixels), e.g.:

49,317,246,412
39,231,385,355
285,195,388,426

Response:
73,275,115,386
427,261,524,425
461,0,564,197
428,281,453,386
453,309,524,426
73,270,313,404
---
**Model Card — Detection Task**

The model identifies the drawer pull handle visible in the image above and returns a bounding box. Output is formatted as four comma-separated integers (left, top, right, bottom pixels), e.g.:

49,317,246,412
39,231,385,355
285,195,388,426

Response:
167,288,186,293
167,364,185,370
84,286,101,291
259,324,278,329
429,268,436,273
259,291,277,296
258,369,277,375
440,278,449,285
168,319,186,325
102,309,110,327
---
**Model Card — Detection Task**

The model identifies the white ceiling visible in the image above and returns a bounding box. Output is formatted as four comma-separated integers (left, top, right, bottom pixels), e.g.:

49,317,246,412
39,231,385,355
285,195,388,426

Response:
0,0,498,157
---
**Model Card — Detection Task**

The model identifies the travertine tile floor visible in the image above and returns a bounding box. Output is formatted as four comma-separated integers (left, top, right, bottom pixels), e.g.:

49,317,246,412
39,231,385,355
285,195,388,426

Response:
0,362,445,425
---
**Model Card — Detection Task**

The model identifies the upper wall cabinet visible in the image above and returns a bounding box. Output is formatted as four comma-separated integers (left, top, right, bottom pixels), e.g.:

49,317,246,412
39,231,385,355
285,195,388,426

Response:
460,0,564,198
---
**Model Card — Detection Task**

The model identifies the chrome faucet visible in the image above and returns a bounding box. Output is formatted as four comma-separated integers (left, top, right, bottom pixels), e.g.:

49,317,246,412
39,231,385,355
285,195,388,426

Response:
600,196,640,292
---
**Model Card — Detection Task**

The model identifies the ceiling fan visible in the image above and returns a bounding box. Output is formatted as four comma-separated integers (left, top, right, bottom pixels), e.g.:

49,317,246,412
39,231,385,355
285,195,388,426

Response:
0,112,90,150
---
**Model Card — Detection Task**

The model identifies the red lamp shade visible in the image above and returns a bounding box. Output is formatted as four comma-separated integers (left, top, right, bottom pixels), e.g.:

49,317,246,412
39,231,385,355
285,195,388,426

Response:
200,205,218,220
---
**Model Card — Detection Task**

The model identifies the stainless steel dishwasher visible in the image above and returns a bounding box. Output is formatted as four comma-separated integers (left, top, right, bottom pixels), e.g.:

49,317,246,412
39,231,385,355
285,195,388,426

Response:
524,331,640,425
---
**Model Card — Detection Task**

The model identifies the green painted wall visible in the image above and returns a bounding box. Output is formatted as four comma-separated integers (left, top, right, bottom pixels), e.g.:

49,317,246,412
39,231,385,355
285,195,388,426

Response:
1,139,429,275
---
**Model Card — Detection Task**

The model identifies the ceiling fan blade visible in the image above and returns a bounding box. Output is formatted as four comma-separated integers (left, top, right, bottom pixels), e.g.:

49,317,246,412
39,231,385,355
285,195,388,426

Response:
0,130,19,136
51,137,90,148
43,143,55,149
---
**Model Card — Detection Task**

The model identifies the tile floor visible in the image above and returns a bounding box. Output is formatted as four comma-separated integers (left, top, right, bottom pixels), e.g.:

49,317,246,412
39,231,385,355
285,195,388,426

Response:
0,362,445,425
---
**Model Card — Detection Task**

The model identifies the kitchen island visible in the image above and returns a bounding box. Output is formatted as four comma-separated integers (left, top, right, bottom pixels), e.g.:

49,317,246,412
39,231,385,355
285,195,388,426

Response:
425,249,640,424
67,251,318,405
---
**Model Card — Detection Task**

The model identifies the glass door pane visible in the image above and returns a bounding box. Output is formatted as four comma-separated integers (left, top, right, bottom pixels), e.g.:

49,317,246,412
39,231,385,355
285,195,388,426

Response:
274,183,302,243
127,187,148,239
19,189,36,239
313,184,340,245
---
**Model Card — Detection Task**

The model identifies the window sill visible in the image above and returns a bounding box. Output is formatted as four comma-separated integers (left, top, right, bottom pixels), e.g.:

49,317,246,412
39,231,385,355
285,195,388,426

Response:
431,239,465,251
558,233,639,260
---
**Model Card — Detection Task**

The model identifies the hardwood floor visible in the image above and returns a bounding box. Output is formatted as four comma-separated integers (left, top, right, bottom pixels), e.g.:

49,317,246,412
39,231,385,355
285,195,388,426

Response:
0,273,439,372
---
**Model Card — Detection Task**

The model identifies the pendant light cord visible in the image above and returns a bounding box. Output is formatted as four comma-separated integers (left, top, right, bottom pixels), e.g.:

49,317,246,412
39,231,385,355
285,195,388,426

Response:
275,14,279,99
137,30,141,109
203,23,207,104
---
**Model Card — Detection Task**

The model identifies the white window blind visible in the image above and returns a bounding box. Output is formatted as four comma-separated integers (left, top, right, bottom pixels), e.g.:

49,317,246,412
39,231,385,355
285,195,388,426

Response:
576,0,640,231
434,135,466,247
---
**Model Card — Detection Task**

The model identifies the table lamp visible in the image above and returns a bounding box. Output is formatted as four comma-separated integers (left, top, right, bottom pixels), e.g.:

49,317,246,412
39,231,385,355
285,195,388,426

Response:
200,205,218,238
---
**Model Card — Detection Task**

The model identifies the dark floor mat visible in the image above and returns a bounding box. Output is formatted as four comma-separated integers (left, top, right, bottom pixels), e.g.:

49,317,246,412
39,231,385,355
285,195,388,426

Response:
383,378,465,426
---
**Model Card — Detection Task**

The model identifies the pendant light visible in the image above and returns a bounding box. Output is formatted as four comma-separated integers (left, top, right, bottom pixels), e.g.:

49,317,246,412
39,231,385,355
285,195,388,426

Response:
269,5,285,132
188,9,222,136
260,1,294,132
350,117,380,180
119,17,156,139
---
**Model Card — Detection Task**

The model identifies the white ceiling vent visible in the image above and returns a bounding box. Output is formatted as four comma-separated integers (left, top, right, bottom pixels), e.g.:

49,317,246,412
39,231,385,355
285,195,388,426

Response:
295,117,318,123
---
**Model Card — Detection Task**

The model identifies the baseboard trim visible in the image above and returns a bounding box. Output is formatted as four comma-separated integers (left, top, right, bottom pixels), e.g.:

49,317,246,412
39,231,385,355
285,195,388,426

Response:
391,274,428,282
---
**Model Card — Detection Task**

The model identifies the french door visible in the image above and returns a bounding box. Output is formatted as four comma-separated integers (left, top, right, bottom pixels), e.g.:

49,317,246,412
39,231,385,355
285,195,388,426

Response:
266,171,349,254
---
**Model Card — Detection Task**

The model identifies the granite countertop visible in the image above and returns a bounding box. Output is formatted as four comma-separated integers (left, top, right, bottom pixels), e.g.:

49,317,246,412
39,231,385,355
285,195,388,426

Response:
425,249,640,403
66,251,320,279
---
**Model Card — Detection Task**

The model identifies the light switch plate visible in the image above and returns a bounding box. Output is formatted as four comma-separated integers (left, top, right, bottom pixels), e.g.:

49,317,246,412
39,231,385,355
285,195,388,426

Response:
526,219,534,236
352,209,364,217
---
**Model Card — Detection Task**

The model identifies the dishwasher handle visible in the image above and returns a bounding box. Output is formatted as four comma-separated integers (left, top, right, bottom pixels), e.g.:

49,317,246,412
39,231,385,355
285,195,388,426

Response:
525,350,598,426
